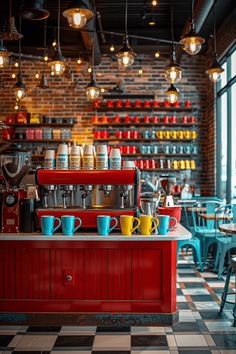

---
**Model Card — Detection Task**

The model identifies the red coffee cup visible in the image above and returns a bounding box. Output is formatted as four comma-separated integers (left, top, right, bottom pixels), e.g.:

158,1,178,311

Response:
102,115,108,124
150,159,156,169
94,131,101,139
163,116,169,123
152,100,160,108
106,100,114,108
123,131,131,139
138,160,144,169
114,115,120,123
143,115,150,123
115,131,123,139
174,185,181,194
170,115,177,123
133,116,140,123
188,116,197,123
129,145,137,154
163,101,170,107
185,100,191,107
144,160,150,169
144,100,151,108
124,115,132,123
182,116,188,123
92,115,99,124
134,100,142,108
116,99,123,108
131,130,139,139
125,99,132,108
100,131,109,138
152,116,159,123
93,100,101,108
158,206,182,229
174,101,180,107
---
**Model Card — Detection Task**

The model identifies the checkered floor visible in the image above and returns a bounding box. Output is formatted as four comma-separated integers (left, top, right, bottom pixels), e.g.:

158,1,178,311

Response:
0,253,235,353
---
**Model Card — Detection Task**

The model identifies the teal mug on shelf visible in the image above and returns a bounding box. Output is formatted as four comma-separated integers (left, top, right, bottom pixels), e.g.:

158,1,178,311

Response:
97,215,118,236
41,215,61,236
61,215,82,236
157,215,177,235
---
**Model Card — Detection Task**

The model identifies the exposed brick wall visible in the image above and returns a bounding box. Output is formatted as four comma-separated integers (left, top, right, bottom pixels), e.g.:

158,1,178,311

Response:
0,52,209,192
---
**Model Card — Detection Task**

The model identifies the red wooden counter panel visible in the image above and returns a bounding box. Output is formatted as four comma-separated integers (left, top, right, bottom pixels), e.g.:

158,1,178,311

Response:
0,240,177,314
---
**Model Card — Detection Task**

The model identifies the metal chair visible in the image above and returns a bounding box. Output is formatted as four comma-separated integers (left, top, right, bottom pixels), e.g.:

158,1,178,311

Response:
177,237,203,271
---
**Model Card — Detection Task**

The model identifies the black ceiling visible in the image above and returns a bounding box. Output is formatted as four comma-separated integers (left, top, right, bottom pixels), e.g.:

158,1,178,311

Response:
0,0,235,61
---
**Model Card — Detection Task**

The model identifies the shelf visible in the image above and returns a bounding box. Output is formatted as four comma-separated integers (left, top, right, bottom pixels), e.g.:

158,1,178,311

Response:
122,153,198,157
94,138,196,142
140,168,200,172
94,107,196,112
6,139,72,143
93,123,198,127
8,123,74,128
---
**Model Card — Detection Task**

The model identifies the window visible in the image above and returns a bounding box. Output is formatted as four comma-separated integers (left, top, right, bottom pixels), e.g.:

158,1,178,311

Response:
216,45,236,202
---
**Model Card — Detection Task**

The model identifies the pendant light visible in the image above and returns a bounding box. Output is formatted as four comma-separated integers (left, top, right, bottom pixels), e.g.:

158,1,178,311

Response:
85,13,100,100
165,0,182,84
116,0,136,68
0,0,23,41
48,0,66,76
206,0,224,83
166,83,179,104
37,20,49,89
180,0,205,55
0,40,11,68
63,0,94,29
21,0,50,21
14,16,26,101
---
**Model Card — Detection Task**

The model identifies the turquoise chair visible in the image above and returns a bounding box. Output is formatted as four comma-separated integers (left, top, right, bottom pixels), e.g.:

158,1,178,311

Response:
177,238,203,271
191,201,223,268
214,204,236,279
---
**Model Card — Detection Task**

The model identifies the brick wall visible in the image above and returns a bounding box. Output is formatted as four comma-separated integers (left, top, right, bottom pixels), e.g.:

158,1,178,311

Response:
0,52,209,192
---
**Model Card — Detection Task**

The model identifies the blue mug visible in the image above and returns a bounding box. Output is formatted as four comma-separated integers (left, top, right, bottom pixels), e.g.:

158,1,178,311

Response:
41,215,61,236
61,215,82,236
157,215,177,235
97,215,118,236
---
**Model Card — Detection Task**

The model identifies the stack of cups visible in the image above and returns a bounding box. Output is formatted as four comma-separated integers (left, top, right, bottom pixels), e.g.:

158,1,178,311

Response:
83,144,95,170
70,143,82,170
109,148,122,170
44,150,56,170
96,145,108,170
123,160,135,170
56,143,69,170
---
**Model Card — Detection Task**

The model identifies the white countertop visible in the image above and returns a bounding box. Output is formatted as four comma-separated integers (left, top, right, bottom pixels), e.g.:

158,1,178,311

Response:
0,224,191,241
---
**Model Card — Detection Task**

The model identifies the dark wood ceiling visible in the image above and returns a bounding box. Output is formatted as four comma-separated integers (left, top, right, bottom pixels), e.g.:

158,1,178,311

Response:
0,0,235,61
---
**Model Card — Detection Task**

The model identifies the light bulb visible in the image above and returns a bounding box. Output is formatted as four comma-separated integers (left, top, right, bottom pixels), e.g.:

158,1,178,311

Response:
88,66,92,73
138,69,143,74
63,6,93,29
166,84,179,104
117,52,135,67
86,83,100,100
15,88,26,100
165,65,182,84
49,60,66,76
44,55,48,62
206,57,224,84
77,58,82,64
52,40,57,47
180,33,205,56
15,62,19,67
101,87,105,93
15,102,19,110
155,51,160,58
168,93,178,104
208,71,220,83
110,44,115,52
35,73,40,79
12,73,16,79
152,0,157,5
0,52,10,68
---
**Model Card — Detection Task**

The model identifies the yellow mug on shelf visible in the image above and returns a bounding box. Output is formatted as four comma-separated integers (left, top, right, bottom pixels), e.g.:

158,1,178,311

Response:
178,160,186,169
156,131,164,139
164,131,170,139
171,160,178,169
190,160,196,169
170,131,177,139
191,131,198,139
120,215,141,236
140,215,159,236
177,131,184,139
183,130,191,139
185,160,191,169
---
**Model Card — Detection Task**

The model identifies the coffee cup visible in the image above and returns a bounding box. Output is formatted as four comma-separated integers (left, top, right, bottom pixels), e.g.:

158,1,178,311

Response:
123,160,135,169
184,131,191,139
170,131,177,139
41,215,61,236
157,215,177,235
171,160,178,169
163,116,169,123
156,131,164,139
177,131,184,139
56,143,69,170
183,145,191,154
185,160,191,169
120,215,141,236
182,116,188,123
109,148,121,170
191,131,198,139
164,131,170,139
140,215,159,235
170,115,177,123
96,144,108,170
97,215,118,236
178,160,186,169
188,116,197,123
185,100,191,107
44,150,56,170
190,160,196,169
83,144,95,170
61,215,82,236
70,144,82,170
143,130,150,139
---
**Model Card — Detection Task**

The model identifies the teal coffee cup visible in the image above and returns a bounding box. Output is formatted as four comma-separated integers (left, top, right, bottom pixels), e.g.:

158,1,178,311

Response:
41,215,61,236
61,215,82,236
97,215,118,236
157,215,177,235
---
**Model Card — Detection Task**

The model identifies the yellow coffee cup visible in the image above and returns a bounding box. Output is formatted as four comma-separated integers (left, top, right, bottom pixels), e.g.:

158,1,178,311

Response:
170,131,177,139
120,215,141,236
191,131,198,139
156,131,164,139
185,160,191,169
177,131,184,139
184,130,191,139
171,160,178,169
164,131,170,139
190,160,196,169
178,160,185,169
140,215,159,235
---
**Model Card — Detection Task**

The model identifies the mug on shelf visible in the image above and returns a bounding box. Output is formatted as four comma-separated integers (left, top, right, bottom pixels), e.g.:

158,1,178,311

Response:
185,160,191,169
191,131,198,139
152,115,159,123
163,115,169,123
163,131,170,139
143,115,150,123
190,160,196,169
123,131,131,139
120,215,141,236
133,116,140,123
143,130,150,139
185,100,191,107
170,115,177,123
101,115,108,124
188,116,197,123
97,215,118,236
41,215,61,236
157,215,177,235
177,131,184,139
182,116,188,123
170,131,177,139
61,215,82,236
178,160,186,169
140,215,159,235
171,160,178,169
183,130,191,139
114,115,120,123
183,145,191,154
115,130,123,139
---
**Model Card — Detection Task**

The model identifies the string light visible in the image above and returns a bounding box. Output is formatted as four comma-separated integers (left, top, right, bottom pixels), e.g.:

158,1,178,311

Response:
77,57,82,64
151,0,158,6
35,72,40,79
138,68,143,74
12,73,16,79
110,44,115,52
155,51,160,58
88,66,92,73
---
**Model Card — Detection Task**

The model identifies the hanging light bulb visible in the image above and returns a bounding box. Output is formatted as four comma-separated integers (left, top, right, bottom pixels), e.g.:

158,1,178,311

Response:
101,87,105,93
165,50,182,84
155,50,160,58
12,73,16,79
166,84,179,104
15,62,19,67
116,0,136,67
14,74,26,101
48,0,66,76
14,101,19,110
152,0,158,6
138,68,143,75
52,39,57,47
86,77,100,100
0,40,11,68
148,16,156,26
77,57,82,64
35,72,40,79
63,0,94,29
88,66,92,73
110,44,115,52
206,0,224,83
180,0,204,55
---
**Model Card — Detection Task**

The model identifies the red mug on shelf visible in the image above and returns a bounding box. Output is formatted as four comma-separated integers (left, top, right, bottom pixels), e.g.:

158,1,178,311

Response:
131,130,139,139
123,146,130,154
133,116,140,123
129,145,137,154
182,116,188,123
106,100,114,108
114,115,120,123
152,100,160,108
138,160,144,169
115,131,123,139
123,131,131,139
150,159,156,169
94,131,101,139
134,100,142,108
185,100,192,107
152,116,159,123
125,99,132,108
163,115,169,123
163,101,171,107
144,160,150,169
92,115,99,124
100,131,109,139
93,100,101,108
101,115,108,124
170,115,177,123
124,115,132,123
116,99,123,108
144,100,151,108
188,116,197,123
173,101,181,107
143,115,150,123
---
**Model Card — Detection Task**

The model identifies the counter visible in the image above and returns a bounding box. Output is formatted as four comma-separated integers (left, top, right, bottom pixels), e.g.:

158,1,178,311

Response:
0,224,191,327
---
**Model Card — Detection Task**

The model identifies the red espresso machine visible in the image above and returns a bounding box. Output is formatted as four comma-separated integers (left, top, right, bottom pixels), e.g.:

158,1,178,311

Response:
0,145,31,232
36,169,141,229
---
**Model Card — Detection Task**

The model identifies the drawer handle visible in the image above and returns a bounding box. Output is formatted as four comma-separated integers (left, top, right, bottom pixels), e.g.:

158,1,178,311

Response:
65,275,73,281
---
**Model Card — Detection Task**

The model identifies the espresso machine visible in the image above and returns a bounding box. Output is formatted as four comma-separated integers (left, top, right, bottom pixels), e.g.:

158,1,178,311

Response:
159,175,176,207
0,145,31,232
36,169,141,229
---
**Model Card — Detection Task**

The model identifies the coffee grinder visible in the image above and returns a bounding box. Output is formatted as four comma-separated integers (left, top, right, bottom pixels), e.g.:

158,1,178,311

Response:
0,145,31,232
159,175,176,207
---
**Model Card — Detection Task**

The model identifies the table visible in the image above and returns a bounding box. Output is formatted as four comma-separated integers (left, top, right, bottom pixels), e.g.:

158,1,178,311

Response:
199,213,232,221
219,223,236,234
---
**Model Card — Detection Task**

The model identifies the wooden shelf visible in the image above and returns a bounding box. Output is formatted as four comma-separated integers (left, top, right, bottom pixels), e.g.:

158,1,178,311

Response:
6,139,72,143
94,106,196,112
93,122,198,127
9,123,74,128
140,168,200,172
94,138,196,142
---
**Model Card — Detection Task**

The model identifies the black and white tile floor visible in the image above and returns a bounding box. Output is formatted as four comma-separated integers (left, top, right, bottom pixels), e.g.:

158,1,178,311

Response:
0,254,235,353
